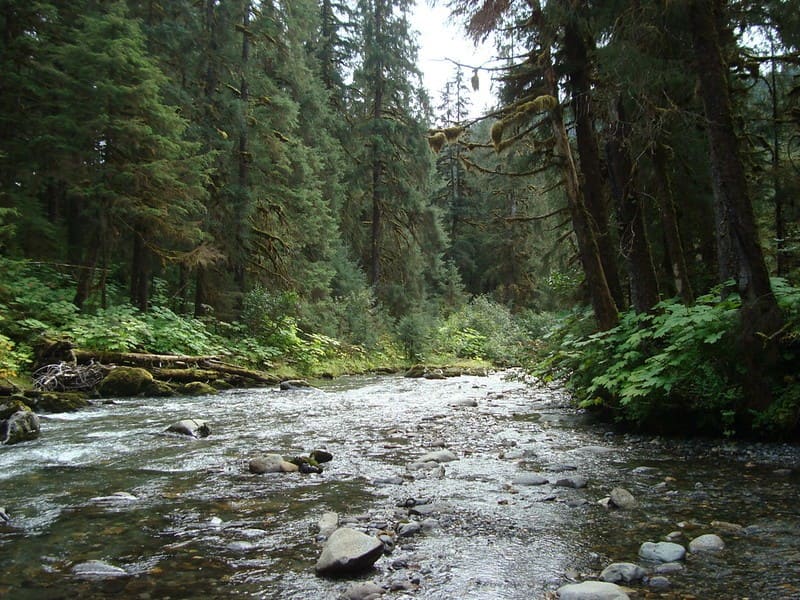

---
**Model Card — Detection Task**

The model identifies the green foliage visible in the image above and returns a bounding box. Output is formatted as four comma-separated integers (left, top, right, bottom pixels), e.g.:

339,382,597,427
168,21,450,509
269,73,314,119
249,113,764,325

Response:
434,296,528,364
397,311,436,362
534,281,800,436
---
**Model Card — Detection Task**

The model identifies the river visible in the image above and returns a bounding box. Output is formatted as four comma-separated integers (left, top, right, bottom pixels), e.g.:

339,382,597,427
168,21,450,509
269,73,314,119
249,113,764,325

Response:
1,371,799,599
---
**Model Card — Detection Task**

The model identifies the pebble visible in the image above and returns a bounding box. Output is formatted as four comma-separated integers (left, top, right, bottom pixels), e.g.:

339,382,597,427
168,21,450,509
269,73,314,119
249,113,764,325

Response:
555,476,588,489
342,581,384,600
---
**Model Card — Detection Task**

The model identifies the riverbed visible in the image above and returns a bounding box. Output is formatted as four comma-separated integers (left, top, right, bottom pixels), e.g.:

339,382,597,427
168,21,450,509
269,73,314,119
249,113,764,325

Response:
1,371,799,599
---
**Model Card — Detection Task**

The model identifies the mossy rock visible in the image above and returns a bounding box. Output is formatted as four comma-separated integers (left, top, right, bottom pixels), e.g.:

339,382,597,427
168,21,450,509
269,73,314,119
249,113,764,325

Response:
211,379,233,391
145,380,176,397
0,397,32,420
181,381,217,396
98,367,154,397
32,392,91,413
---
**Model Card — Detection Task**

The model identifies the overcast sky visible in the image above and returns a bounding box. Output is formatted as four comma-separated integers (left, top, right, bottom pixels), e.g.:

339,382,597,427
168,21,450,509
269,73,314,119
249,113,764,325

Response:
410,2,497,119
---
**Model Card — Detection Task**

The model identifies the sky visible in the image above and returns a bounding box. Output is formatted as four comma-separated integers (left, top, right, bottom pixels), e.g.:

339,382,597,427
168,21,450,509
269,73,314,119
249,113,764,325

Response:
409,2,498,119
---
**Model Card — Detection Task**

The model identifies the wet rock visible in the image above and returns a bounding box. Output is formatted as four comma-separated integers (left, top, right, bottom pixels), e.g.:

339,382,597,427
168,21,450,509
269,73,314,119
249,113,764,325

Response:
572,445,615,455
647,575,671,589
249,454,299,474
424,370,446,380
72,560,128,580
317,511,339,539
600,562,647,583
310,449,333,464
314,527,384,576
554,475,588,489
397,521,422,537
557,580,630,599
98,367,153,397
166,419,210,438
547,463,578,472
710,520,743,534
417,449,458,463
513,473,549,486
638,541,686,563
90,491,138,505
653,562,683,574
609,487,636,510
342,581,384,600
631,466,658,475
0,507,9,522
1,409,40,445
408,503,447,517
450,398,478,407
279,379,312,390
689,533,725,552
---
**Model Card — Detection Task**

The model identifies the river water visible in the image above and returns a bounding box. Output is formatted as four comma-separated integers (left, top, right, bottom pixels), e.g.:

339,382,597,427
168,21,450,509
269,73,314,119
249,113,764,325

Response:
1,371,799,599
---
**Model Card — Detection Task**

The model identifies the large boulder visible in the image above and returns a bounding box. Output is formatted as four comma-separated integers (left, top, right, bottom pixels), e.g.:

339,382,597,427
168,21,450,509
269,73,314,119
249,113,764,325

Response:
165,419,210,438
1,409,40,445
98,367,154,397
557,581,630,599
315,527,384,576
0,398,30,420
29,392,91,412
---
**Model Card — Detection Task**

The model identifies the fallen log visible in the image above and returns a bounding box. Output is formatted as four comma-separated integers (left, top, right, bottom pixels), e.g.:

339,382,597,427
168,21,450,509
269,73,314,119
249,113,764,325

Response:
197,360,280,385
73,350,222,369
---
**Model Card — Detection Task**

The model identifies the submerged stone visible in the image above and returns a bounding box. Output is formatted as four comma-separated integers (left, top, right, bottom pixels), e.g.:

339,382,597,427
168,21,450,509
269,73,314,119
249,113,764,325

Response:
72,560,127,580
1,410,40,445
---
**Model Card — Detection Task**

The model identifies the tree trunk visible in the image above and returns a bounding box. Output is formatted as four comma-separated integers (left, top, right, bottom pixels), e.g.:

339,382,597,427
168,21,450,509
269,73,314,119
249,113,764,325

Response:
605,97,660,313
131,234,151,312
652,144,694,304
544,54,618,330
369,0,385,286
563,20,625,311
690,0,784,410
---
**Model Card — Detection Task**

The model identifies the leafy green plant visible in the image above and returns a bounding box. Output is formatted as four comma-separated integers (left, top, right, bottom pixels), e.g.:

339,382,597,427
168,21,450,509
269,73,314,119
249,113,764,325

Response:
533,281,800,436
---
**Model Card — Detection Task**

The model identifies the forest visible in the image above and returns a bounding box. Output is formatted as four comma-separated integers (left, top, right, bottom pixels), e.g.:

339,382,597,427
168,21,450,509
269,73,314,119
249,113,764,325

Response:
1,0,799,437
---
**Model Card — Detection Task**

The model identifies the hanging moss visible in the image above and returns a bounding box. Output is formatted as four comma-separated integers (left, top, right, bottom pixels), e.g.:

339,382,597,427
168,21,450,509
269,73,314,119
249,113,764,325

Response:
427,131,447,153
443,126,464,142
490,121,505,152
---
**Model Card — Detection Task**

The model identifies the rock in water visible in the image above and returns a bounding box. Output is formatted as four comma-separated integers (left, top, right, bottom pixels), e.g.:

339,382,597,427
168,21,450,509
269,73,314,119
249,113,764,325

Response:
0,410,40,445
343,581,384,600
609,487,636,510
557,581,630,599
317,512,339,539
417,449,458,463
249,454,299,474
71,560,128,580
315,527,384,576
165,419,210,438
600,562,647,583
638,541,686,563
689,533,725,552
279,379,312,390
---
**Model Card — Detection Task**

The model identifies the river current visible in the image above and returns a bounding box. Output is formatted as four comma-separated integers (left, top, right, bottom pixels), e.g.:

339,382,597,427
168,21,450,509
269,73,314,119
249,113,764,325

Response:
1,371,799,599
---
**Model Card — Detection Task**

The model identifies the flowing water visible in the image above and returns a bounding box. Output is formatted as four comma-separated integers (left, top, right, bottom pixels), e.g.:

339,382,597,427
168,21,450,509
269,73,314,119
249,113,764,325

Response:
1,371,799,599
